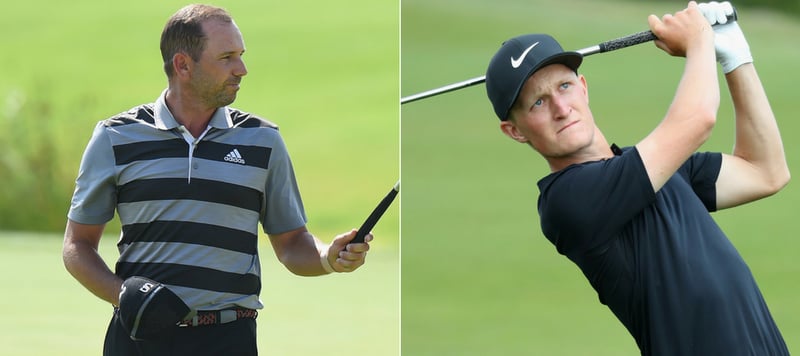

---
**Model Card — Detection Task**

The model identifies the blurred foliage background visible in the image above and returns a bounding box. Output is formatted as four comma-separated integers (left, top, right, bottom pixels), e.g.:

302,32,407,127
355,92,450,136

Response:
0,1,399,237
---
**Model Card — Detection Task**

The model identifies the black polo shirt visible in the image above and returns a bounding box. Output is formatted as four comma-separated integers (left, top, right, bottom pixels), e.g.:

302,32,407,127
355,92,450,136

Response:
537,146,787,355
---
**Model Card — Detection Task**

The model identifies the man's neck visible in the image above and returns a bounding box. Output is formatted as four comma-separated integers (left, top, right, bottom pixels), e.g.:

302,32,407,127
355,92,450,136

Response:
165,88,215,138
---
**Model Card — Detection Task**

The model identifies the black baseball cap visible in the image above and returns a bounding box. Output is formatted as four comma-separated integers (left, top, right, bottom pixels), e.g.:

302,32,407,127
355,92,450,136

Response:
485,34,583,121
118,276,190,340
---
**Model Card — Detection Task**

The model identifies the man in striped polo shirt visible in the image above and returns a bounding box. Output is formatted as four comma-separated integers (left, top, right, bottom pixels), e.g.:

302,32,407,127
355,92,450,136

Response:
62,4,372,355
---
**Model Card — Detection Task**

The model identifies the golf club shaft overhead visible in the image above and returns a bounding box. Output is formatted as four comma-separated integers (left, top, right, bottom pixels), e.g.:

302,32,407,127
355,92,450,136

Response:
401,10,737,105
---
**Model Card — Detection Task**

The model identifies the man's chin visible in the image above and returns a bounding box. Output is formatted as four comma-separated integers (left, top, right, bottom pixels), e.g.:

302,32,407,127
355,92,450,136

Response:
214,94,237,108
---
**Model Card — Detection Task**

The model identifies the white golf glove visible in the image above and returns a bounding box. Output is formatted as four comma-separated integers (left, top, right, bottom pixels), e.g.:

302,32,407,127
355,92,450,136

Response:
698,1,753,73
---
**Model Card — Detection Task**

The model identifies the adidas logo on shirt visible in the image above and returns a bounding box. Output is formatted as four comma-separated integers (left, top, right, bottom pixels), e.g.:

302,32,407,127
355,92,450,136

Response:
224,149,246,165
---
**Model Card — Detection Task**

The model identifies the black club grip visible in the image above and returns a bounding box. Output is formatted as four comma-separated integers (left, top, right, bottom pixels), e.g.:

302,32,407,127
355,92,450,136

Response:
598,30,656,53
350,182,399,244
597,9,738,54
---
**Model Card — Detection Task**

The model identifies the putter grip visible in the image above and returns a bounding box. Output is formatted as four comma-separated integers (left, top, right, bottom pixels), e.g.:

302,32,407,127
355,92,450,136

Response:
598,9,738,53
351,183,399,244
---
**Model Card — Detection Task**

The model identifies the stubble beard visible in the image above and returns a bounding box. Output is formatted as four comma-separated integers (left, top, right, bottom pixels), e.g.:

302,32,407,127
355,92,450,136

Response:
191,71,238,109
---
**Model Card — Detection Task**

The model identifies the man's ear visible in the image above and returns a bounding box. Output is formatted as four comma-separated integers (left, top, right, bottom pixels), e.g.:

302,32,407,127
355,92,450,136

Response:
500,120,527,143
579,74,588,104
172,53,192,78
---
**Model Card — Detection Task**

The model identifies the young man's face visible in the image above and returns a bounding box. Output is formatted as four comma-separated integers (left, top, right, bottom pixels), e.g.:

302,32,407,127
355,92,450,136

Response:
189,19,248,108
500,64,595,160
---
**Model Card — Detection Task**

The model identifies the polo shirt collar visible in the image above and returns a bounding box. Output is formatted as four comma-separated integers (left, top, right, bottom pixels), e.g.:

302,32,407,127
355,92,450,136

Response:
153,89,235,130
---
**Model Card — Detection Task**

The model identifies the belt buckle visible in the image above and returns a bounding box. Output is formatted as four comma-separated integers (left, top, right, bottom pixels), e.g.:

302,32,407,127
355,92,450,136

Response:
220,309,237,324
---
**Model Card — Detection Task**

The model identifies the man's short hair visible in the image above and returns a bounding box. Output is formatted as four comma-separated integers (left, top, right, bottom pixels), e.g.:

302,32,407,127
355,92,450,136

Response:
160,4,233,78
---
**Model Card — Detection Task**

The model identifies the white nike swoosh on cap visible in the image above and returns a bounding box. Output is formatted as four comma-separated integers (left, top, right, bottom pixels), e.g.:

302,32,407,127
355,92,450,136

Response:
510,42,540,69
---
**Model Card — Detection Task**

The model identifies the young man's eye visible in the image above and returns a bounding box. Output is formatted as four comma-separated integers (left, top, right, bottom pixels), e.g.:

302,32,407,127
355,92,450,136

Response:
560,82,570,90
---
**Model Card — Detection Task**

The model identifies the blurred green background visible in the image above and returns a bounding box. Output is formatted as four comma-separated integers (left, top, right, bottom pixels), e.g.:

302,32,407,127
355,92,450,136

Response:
0,1,398,355
3,0,799,355
401,0,799,354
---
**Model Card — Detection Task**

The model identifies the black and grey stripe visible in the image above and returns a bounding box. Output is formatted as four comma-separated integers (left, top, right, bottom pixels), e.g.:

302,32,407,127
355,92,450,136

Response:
69,100,307,311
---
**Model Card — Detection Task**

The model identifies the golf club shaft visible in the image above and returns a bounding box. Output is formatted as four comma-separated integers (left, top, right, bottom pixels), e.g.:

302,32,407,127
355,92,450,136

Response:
401,11,737,105
351,181,400,244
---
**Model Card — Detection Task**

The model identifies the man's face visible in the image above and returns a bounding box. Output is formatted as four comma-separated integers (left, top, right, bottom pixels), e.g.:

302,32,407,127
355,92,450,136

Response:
189,19,247,108
500,64,594,159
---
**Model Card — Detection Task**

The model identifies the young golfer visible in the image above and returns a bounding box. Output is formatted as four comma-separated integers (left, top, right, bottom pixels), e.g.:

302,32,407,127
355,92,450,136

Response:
485,2,789,354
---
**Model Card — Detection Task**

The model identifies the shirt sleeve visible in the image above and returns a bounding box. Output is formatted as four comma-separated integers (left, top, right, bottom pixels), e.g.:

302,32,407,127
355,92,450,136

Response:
260,132,308,235
538,147,656,256
67,122,118,224
676,151,722,212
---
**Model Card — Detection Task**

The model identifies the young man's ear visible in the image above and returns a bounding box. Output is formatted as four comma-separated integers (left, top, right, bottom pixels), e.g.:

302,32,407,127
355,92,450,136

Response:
500,120,527,143
579,74,589,104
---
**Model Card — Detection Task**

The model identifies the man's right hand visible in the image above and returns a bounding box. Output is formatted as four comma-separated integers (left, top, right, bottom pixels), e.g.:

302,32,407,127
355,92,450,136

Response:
648,1,715,58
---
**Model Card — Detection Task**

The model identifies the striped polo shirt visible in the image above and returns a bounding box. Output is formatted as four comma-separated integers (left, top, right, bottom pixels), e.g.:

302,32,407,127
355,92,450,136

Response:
68,91,307,311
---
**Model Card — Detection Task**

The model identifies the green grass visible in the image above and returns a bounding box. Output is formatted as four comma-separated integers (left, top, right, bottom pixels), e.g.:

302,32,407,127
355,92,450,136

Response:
401,0,800,354
0,0,398,355
0,232,398,355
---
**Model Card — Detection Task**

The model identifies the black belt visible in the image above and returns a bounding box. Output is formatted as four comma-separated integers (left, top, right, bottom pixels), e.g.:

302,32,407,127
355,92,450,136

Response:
178,308,258,327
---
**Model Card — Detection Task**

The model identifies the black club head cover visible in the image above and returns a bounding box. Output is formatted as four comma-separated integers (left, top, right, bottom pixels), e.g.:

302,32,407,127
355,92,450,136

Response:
118,276,190,340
